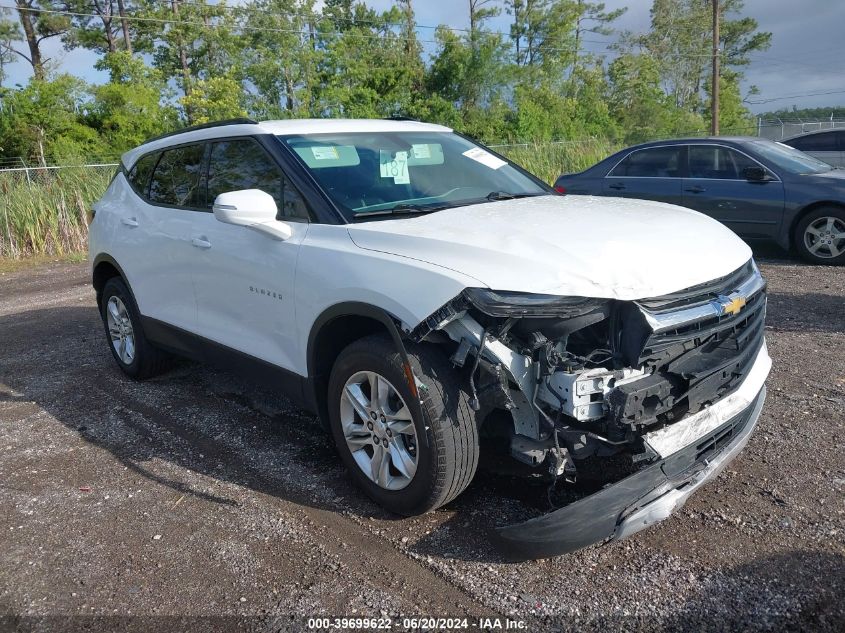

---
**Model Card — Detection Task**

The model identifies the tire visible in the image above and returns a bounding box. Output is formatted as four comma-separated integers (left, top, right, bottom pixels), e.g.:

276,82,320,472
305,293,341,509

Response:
793,206,845,265
327,334,479,515
100,277,171,379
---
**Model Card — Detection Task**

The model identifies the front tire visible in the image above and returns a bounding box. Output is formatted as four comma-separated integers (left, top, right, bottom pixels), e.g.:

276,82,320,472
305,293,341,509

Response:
793,206,845,265
327,334,479,515
100,277,170,379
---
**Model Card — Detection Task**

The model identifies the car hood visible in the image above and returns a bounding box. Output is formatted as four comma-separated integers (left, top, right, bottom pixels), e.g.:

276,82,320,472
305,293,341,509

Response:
346,195,752,300
803,168,845,184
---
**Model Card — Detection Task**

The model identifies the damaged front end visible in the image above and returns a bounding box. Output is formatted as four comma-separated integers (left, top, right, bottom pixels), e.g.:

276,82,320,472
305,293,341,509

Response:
410,259,771,558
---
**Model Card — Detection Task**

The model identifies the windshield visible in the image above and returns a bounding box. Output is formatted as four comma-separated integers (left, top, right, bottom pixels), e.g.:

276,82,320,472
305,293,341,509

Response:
748,139,833,175
279,131,549,220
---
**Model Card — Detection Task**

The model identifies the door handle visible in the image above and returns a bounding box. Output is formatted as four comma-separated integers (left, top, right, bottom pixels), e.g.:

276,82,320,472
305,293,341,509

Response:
191,237,212,249
121,217,139,227
685,186,706,193
608,183,626,190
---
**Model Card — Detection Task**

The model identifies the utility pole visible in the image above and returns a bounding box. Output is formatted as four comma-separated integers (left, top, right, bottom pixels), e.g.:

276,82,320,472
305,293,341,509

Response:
711,0,720,136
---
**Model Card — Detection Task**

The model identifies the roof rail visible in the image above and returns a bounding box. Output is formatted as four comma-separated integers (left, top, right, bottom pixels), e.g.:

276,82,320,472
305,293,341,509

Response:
141,118,259,145
383,115,420,122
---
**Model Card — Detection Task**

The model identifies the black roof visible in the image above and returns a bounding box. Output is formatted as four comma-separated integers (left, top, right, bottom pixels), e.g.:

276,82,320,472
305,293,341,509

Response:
141,118,258,145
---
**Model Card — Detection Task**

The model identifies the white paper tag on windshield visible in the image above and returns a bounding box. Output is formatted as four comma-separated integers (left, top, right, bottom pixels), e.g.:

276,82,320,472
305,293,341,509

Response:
311,146,339,160
411,144,432,160
462,147,507,170
379,150,410,184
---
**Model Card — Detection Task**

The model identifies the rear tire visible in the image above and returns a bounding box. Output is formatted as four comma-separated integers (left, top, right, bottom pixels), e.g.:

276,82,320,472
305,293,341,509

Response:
100,277,171,379
793,206,845,265
327,334,479,515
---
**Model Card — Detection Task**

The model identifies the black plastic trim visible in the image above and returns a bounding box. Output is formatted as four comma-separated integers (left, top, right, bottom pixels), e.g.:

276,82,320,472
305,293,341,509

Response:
493,387,766,560
140,118,258,146
140,316,312,411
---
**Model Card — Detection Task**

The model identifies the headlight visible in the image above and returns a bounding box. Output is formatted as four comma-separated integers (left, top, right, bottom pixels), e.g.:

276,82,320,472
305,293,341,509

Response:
463,288,609,318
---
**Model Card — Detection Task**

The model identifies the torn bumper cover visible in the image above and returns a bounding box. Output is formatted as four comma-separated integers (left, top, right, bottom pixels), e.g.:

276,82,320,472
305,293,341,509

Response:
494,342,771,560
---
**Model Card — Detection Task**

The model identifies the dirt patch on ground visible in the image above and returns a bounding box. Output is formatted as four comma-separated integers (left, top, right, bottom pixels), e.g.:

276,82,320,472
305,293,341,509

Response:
1,252,843,632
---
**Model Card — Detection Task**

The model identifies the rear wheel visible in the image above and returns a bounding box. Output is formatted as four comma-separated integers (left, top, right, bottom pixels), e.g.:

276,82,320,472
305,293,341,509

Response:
100,277,171,379
794,206,845,265
327,334,479,515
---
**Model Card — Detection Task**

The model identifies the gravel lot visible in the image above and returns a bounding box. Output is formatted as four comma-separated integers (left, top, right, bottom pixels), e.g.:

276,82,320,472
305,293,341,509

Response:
1,251,843,632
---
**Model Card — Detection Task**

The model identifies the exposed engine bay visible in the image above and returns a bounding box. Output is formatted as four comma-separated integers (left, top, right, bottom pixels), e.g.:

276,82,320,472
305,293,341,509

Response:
410,259,767,490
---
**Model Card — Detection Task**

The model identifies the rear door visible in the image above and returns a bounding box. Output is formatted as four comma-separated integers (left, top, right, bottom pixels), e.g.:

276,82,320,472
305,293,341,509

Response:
602,145,685,205
189,137,311,372
119,144,204,332
682,144,785,239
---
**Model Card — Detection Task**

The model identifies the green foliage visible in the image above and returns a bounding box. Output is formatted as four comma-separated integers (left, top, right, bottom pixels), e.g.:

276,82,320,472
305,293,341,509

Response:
0,166,113,257
0,0,773,166
0,74,99,164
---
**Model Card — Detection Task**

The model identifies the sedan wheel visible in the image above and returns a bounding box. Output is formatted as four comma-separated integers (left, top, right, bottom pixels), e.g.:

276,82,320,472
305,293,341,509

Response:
340,370,418,491
804,216,845,259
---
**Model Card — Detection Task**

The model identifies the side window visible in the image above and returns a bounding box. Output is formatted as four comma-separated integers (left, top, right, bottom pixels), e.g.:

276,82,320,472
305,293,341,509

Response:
791,132,837,152
688,145,759,180
608,147,682,178
207,139,311,221
148,144,206,208
126,152,159,196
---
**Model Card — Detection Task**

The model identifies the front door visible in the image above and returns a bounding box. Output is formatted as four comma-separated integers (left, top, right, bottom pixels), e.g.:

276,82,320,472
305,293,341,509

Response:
682,144,785,240
190,138,312,373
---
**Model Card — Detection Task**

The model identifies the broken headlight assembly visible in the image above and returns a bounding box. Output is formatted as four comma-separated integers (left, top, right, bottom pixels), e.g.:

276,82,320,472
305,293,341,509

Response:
463,288,609,318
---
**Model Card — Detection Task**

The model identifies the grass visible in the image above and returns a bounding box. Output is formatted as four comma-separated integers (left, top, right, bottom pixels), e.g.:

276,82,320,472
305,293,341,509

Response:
0,166,115,260
0,140,617,263
496,139,620,184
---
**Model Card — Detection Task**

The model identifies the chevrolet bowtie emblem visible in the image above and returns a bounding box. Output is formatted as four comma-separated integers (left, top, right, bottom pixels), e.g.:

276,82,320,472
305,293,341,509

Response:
714,294,747,317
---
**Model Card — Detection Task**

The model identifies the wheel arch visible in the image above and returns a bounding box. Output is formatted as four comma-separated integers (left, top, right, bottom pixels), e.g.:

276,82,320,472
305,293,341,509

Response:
307,302,418,429
92,253,131,309
788,200,845,247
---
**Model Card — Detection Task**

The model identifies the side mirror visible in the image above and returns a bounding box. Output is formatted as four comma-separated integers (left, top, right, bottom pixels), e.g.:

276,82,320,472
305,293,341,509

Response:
743,166,768,182
212,189,292,241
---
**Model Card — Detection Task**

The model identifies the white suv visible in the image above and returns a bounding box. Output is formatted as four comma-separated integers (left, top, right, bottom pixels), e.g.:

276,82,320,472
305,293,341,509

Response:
90,118,771,559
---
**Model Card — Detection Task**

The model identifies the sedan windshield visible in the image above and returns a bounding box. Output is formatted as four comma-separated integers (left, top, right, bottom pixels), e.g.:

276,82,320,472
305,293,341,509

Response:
748,139,833,175
279,131,549,221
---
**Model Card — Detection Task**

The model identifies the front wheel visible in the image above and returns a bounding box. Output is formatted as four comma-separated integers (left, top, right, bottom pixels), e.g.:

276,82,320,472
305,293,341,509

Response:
327,334,479,515
793,207,845,265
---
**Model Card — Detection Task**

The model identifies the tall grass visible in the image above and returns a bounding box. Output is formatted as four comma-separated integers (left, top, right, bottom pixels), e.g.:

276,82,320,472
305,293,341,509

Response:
0,167,115,259
0,139,618,260
496,139,620,185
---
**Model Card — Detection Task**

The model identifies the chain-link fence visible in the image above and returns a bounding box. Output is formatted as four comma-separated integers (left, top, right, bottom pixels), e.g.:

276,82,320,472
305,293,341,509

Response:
756,118,845,141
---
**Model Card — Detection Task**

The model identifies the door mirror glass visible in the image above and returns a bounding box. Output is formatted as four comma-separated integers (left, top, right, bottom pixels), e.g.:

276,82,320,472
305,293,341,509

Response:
743,166,767,182
212,189,292,240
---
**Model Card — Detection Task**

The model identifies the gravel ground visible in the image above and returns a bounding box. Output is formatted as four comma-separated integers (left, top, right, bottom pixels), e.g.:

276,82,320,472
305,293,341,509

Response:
0,250,843,632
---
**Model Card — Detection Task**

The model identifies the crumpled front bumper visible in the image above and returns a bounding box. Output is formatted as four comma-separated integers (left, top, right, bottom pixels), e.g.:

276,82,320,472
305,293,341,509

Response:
494,343,771,561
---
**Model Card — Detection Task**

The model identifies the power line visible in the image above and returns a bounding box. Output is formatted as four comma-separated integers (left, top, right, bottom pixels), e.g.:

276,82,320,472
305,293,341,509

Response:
745,89,845,105
0,4,731,61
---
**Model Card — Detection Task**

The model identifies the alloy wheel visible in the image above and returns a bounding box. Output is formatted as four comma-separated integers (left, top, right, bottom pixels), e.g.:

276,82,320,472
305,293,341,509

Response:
106,296,136,365
804,216,845,259
339,370,418,491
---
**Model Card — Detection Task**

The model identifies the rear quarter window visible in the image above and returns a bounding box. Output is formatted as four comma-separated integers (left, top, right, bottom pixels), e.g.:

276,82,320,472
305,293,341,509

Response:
126,152,159,196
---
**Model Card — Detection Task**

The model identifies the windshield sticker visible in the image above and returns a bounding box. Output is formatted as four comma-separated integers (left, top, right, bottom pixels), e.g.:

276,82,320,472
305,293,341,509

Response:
380,150,411,184
411,144,432,160
311,146,339,160
462,147,507,170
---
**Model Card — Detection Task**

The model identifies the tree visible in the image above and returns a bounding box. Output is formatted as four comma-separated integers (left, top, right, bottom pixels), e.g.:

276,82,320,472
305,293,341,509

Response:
0,74,97,164
11,1,70,80
86,51,178,151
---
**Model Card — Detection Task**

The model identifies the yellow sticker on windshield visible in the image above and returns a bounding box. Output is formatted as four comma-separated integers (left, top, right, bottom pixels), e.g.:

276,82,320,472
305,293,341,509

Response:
380,150,410,184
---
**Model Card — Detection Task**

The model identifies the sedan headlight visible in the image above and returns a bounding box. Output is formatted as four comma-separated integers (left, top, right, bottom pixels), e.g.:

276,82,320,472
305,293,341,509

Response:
464,288,609,318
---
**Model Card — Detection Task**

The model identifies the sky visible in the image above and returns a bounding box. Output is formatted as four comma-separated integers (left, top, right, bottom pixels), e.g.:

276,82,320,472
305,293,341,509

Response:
3,0,844,115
